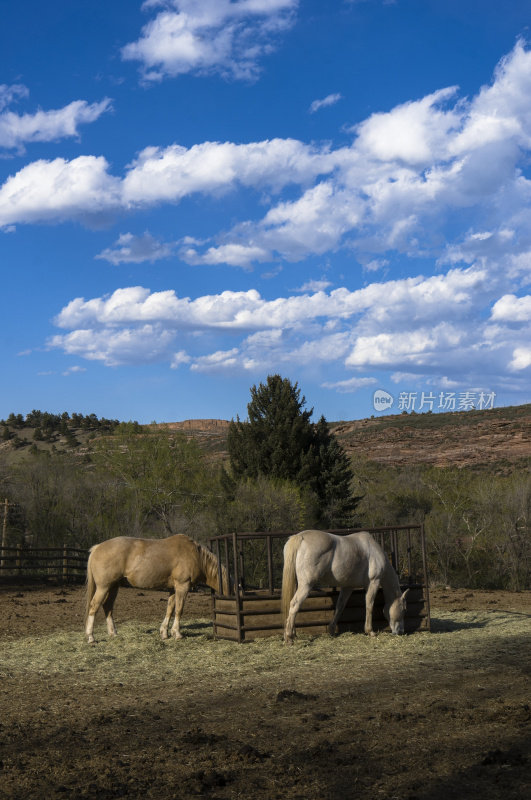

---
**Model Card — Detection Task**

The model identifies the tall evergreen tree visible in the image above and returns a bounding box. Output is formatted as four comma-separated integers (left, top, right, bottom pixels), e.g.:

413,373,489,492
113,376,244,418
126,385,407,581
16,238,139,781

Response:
228,375,358,526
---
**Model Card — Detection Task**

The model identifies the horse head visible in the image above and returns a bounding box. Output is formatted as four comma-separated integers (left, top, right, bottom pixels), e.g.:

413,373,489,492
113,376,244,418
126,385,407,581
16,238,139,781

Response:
384,588,409,635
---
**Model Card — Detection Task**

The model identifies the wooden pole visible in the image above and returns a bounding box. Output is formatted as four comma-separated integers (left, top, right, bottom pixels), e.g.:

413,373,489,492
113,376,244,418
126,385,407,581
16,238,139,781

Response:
62,544,68,583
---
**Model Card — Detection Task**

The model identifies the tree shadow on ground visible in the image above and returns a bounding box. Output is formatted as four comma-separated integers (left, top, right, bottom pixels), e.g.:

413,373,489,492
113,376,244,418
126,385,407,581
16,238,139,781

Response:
430,616,489,633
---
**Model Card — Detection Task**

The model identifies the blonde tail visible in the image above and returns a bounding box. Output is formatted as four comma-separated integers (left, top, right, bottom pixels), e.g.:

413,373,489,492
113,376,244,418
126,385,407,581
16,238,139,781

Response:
84,547,97,626
281,534,302,622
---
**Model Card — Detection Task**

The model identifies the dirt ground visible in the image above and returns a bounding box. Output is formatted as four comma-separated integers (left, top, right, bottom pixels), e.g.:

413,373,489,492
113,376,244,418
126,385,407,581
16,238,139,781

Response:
0,584,529,800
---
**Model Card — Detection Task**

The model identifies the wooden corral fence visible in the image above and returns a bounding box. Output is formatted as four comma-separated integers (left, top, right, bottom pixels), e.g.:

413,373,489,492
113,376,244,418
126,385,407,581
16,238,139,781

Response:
0,545,88,584
208,526,430,642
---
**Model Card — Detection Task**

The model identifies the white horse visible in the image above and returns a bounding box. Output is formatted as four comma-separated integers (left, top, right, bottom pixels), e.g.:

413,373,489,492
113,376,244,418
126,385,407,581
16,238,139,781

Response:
281,529,409,644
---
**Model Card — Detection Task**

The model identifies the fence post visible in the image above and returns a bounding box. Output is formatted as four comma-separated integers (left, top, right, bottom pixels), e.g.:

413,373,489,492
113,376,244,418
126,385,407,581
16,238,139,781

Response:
16,544,22,576
231,531,243,643
62,544,68,584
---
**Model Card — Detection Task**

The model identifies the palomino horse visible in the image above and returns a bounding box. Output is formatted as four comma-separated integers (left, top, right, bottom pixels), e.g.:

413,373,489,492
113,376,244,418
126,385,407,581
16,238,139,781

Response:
85,533,229,643
281,530,409,644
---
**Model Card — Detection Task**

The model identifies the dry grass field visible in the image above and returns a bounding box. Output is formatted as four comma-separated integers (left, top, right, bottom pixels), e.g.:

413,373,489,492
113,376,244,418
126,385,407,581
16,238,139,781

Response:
0,585,529,800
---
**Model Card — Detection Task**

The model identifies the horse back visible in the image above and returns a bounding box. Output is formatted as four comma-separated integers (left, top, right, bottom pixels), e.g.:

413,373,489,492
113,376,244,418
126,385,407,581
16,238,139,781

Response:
89,534,201,590
297,530,387,588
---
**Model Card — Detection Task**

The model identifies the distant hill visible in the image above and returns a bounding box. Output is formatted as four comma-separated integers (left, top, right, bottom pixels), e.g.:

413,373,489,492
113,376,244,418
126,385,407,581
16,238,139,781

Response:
2,404,529,470
330,404,531,469
150,404,531,470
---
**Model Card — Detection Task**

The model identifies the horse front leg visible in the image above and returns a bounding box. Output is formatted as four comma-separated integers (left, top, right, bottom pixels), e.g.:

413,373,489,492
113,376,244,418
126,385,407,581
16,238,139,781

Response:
170,580,190,640
284,583,311,645
160,592,175,640
364,579,380,637
328,587,353,636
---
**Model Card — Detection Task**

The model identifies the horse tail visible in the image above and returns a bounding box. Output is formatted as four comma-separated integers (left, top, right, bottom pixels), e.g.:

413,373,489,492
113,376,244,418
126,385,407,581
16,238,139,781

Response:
281,534,303,622
84,545,97,625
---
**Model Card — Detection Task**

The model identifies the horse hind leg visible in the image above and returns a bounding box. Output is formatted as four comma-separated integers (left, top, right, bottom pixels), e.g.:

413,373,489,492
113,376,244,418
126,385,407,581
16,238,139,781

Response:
160,592,175,640
102,585,119,638
86,585,111,644
328,587,353,637
284,582,311,645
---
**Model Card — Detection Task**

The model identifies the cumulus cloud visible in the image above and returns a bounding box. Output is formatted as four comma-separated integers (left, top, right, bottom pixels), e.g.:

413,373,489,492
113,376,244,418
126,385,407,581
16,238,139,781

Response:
0,93,111,152
48,259,530,389
181,242,271,268
121,137,339,204
490,293,531,322
6,40,531,395
5,40,531,257
96,232,175,264
309,93,342,114
0,155,121,227
49,324,177,367
122,0,299,82
510,346,531,370
0,136,341,229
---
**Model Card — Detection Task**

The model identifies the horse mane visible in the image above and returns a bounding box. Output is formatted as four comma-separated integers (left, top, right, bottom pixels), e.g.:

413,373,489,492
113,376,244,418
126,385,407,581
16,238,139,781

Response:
198,544,225,592
381,555,402,600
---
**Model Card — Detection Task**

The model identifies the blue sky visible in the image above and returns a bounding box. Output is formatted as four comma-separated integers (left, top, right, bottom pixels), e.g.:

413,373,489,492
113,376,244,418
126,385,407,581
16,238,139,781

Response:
1,0,530,424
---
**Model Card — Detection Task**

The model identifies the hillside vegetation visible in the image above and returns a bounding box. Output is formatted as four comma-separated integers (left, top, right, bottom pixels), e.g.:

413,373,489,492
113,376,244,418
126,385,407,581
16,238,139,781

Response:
0,404,529,590
150,403,531,471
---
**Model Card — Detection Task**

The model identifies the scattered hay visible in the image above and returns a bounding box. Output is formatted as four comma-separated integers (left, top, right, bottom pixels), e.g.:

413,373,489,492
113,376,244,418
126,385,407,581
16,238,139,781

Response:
1,609,529,691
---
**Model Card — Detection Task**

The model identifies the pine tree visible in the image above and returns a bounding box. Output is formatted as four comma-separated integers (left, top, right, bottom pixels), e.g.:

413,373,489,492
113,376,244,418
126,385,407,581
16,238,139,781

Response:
228,375,314,483
228,375,359,526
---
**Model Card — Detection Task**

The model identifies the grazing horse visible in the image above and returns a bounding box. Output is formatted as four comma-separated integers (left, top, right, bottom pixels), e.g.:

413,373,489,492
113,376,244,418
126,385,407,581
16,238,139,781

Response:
281,530,409,644
85,533,229,643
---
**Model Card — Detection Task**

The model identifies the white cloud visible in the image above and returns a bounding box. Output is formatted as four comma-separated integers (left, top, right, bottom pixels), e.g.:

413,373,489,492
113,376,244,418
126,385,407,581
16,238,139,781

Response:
0,83,29,112
122,0,299,82
0,156,121,227
181,242,271,268
62,366,87,376
2,40,531,264
121,138,339,205
321,376,377,393
490,293,531,322
191,348,240,372
309,93,342,114
362,258,389,273
345,323,464,369
96,232,175,265
170,349,191,368
5,41,531,396
48,258,531,392
354,87,459,165
295,278,333,292
49,324,177,367
50,265,497,334
0,96,111,152
510,346,531,370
